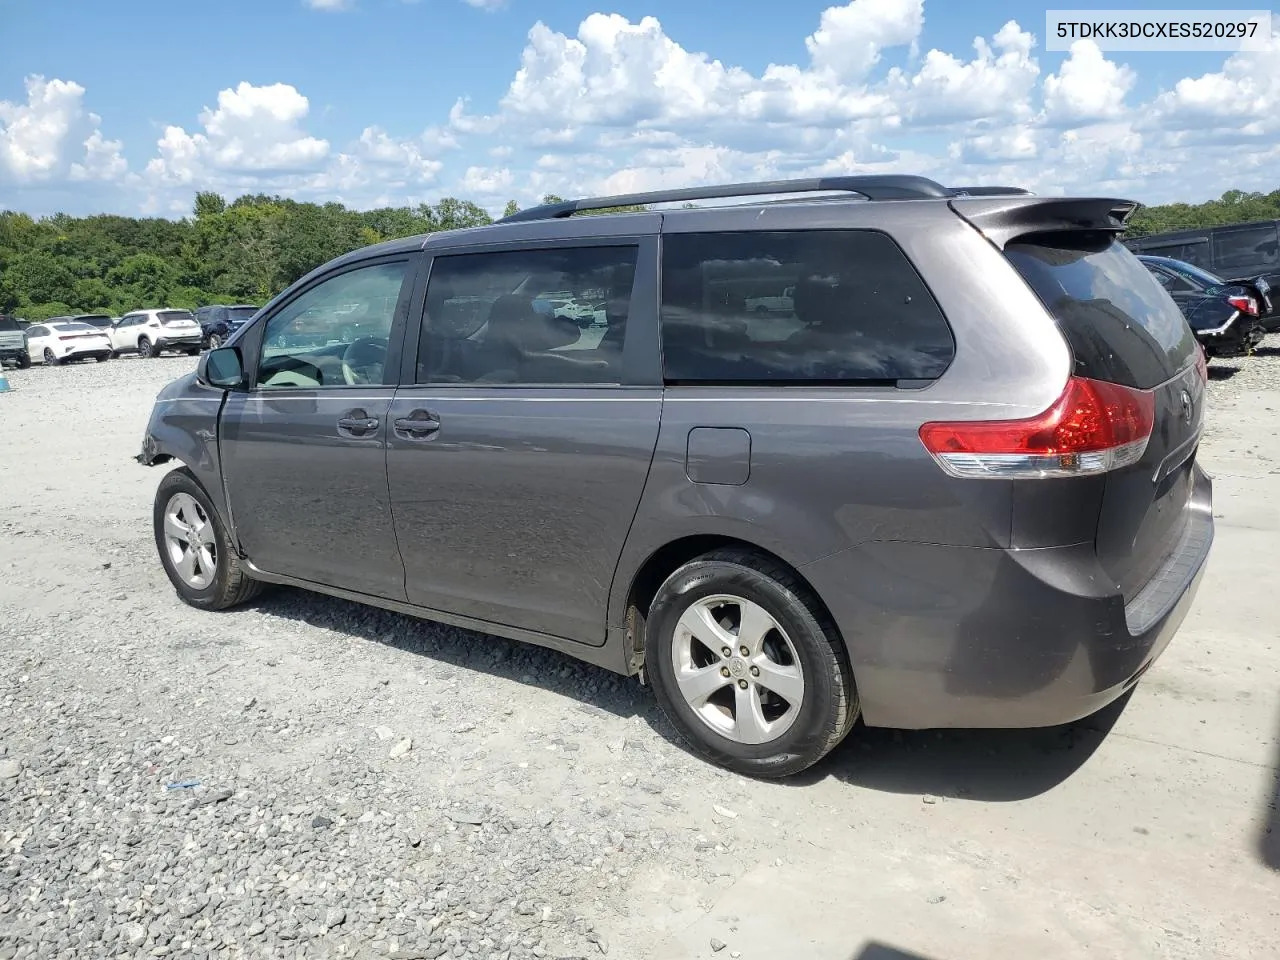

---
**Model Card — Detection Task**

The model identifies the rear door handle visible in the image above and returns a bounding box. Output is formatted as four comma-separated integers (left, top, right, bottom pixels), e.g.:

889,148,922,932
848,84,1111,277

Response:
394,412,441,438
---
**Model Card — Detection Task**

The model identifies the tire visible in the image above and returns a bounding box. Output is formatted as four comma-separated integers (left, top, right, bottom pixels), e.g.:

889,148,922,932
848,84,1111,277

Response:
43,348,61,366
138,337,154,359
646,548,859,778
96,354,110,362
186,349,201,357
153,468,264,611
16,352,31,369
206,334,222,350
108,351,118,360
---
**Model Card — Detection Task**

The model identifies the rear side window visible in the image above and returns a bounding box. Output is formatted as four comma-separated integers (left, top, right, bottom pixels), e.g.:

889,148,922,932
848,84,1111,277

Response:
1006,233,1196,390
1213,223,1279,272
660,230,954,384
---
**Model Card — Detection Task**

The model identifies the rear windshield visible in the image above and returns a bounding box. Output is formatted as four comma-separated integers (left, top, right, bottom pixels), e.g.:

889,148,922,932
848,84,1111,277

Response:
77,315,113,327
227,307,258,322
158,310,197,325
1005,233,1197,390
0,316,19,331
52,322,95,332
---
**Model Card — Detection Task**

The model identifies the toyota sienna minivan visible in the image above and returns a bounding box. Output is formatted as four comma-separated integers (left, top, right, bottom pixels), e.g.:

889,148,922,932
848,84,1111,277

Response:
137,175,1213,777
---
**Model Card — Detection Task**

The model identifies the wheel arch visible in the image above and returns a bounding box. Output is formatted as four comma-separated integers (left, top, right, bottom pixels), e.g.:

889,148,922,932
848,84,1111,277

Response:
619,533,839,677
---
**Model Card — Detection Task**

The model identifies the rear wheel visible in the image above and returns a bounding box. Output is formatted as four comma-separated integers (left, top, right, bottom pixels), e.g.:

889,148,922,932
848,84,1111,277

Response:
138,337,155,359
154,468,263,611
646,548,859,778
96,354,110,362
43,348,60,366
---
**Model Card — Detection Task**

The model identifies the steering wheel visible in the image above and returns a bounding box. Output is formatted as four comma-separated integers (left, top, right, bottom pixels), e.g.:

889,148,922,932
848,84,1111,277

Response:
342,337,388,385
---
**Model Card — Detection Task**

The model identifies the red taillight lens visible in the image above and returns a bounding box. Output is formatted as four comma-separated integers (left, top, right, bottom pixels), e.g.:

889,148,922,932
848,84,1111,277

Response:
919,376,1155,479
1195,345,1208,382
58,335,74,341
1227,295,1258,316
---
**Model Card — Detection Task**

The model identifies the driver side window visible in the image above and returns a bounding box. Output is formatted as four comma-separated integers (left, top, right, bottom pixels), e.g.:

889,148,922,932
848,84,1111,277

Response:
258,261,409,390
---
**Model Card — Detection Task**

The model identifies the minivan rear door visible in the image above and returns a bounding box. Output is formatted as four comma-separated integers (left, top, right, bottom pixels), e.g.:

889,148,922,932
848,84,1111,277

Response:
1003,232,1204,603
386,233,662,645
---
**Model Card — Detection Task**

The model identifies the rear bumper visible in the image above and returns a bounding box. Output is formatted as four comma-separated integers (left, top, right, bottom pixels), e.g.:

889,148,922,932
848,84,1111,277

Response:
1195,315,1265,356
156,335,204,351
803,466,1214,730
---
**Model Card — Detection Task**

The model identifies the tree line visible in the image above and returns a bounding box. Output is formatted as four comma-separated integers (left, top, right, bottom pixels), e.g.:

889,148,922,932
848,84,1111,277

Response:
1,186,1276,320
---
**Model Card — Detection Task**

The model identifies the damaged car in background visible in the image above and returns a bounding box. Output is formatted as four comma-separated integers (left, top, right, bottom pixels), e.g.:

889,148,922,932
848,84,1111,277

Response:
1138,254,1272,358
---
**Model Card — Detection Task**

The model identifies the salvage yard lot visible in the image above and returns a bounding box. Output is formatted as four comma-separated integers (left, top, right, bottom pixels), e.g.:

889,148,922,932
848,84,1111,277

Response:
2,347,1278,960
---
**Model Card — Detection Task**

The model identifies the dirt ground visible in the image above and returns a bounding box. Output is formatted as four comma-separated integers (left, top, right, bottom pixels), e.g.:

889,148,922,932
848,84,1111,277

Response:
1,347,1277,960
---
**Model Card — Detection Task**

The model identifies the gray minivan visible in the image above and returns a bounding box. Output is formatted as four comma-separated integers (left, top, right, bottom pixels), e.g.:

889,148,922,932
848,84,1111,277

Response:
137,176,1213,777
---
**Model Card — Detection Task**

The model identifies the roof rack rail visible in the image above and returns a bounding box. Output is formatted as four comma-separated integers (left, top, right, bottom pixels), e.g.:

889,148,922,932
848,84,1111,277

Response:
949,185,1034,197
497,175,968,223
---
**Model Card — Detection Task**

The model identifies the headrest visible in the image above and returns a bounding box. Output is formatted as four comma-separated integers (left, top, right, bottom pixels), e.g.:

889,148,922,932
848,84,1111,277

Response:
792,275,843,326
485,295,580,352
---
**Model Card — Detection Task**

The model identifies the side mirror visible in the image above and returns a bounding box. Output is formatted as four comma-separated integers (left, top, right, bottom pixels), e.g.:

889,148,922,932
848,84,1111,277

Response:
200,346,246,389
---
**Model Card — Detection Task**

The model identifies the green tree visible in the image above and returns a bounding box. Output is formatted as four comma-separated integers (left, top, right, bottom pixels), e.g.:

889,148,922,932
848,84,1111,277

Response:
502,200,520,218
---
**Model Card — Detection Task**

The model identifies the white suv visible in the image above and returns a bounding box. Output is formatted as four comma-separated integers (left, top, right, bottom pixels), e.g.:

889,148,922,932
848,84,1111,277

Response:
110,309,205,358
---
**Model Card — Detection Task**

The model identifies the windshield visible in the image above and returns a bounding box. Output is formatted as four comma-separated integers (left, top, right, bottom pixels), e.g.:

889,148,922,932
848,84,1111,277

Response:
1006,233,1197,390
159,310,197,325
51,322,96,332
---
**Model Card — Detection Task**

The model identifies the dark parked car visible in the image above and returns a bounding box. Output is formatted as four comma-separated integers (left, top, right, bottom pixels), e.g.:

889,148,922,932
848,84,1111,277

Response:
0,314,30,368
1138,255,1269,356
1125,219,1280,328
73,313,116,330
195,304,260,349
137,175,1213,778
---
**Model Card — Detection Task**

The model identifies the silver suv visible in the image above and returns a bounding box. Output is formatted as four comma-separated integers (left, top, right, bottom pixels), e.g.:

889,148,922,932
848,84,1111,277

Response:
137,176,1213,777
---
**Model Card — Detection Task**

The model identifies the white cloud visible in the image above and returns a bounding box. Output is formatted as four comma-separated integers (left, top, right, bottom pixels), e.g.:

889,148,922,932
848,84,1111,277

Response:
805,0,923,82
305,0,352,10
1042,41,1135,124
889,21,1038,124
146,82,330,186
0,75,126,185
1148,28,1280,136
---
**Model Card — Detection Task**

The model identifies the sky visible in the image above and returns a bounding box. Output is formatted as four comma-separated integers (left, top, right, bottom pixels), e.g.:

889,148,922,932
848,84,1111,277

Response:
0,0,1277,219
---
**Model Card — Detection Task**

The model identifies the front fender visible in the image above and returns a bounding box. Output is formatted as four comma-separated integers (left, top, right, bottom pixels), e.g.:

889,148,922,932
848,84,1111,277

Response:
136,373,230,522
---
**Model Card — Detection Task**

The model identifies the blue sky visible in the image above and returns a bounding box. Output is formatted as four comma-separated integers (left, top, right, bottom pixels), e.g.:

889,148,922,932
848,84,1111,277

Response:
1,0,1276,217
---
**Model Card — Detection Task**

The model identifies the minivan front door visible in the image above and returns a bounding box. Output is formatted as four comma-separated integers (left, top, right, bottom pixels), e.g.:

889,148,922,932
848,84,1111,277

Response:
219,257,417,599
386,238,662,644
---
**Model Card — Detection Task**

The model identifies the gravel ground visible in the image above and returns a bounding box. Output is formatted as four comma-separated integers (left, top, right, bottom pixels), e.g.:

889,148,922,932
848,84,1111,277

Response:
1,340,1278,960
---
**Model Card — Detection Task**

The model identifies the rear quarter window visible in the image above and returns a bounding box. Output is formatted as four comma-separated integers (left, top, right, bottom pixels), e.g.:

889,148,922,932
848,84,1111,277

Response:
1005,232,1196,390
660,230,955,384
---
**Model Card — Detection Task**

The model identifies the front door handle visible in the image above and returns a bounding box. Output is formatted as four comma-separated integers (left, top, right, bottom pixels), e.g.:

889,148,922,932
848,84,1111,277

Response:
337,410,379,437
393,411,441,439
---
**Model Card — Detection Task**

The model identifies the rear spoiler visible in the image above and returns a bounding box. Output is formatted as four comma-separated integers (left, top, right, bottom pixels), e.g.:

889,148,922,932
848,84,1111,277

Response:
949,196,1138,248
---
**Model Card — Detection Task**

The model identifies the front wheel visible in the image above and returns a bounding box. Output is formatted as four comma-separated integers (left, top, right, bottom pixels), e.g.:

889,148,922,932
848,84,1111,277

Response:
43,348,60,366
206,333,222,350
153,469,264,611
16,352,31,369
138,337,154,359
646,549,859,778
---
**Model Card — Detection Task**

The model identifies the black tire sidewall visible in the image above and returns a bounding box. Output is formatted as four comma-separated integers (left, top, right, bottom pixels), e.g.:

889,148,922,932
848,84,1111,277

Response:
153,471,237,609
139,338,152,358
647,559,846,776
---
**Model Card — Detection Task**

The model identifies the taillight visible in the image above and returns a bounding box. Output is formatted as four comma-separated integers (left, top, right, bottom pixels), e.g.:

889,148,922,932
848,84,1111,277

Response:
919,376,1155,479
1227,295,1258,316
58,335,75,341
1194,344,1208,382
